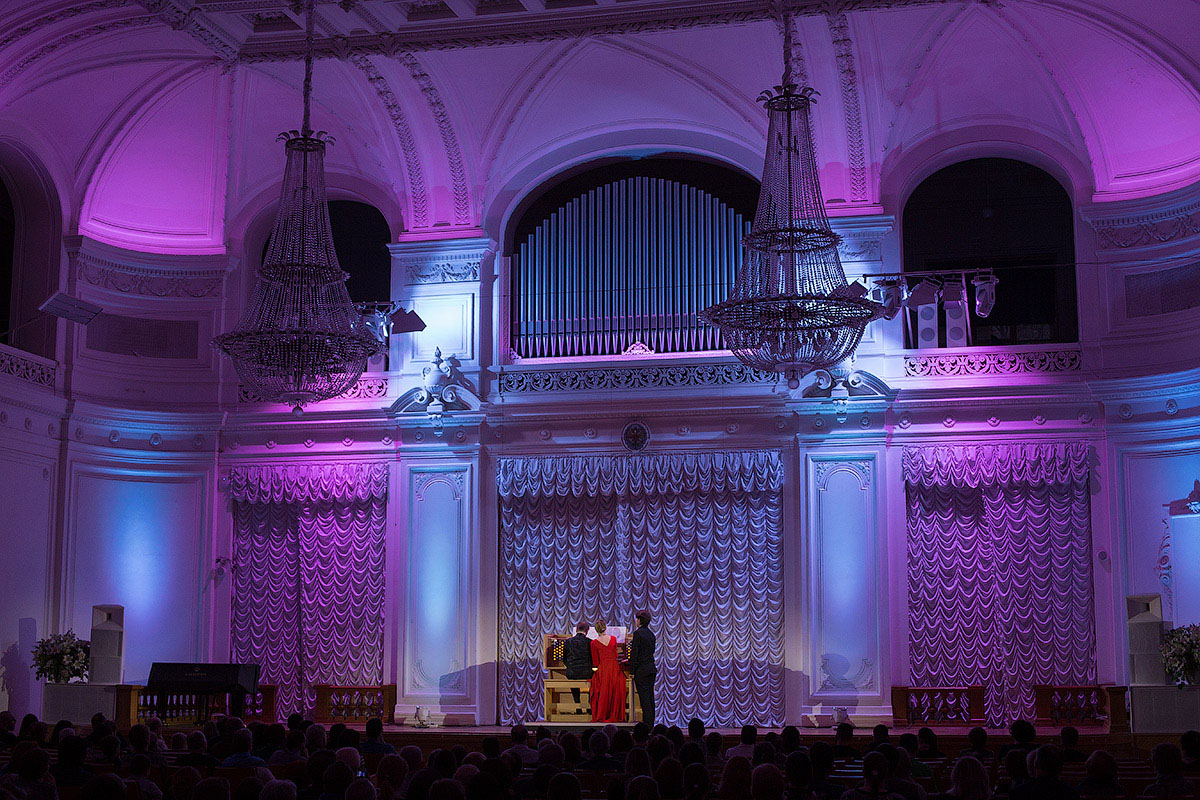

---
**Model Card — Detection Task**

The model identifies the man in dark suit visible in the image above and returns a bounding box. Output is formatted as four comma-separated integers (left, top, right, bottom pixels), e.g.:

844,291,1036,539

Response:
627,610,657,725
563,621,593,712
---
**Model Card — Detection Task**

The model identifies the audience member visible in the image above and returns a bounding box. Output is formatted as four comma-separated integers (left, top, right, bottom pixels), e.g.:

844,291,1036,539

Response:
232,777,264,800
268,729,307,766
754,743,779,768
503,725,540,766
932,756,991,800
166,767,202,800
1076,750,1126,798
129,724,167,765
97,734,122,770
867,725,891,754
221,729,266,768
833,724,860,760
1145,744,1198,798
374,754,408,800
319,761,354,800
298,749,337,800
628,775,662,800
357,718,395,755
752,763,786,800
1060,728,1086,764
842,752,904,800
1,747,58,800
125,754,164,800
343,778,374,800
1010,745,1079,800
0,712,16,751
1003,748,1032,794
656,756,685,799
194,777,232,800
177,731,219,770
333,747,362,775
718,755,753,799
170,733,189,752
579,732,622,771
51,732,94,787
49,720,73,747
810,742,847,800
898,735,933,778
961,728,994,765
706,732,726,766
688,719,706,745
685,762,713,800
304,725,327,755
1002,722,1038,760
259,780,296,800
728,726,759,761
783,749,812,800
917,729,943,761
625,747,654,778
678,742,705,769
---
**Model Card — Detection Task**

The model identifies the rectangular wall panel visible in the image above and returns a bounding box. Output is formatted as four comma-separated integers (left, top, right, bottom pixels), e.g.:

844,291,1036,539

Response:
807,455,882,703
0,451,55,717
403,464,472,705
68,469,208,683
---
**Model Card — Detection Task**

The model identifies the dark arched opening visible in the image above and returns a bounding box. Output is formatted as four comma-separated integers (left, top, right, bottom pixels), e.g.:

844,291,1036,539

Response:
508,157,760,359
902,157,1077,346
0,178,13,345
262,200,392,303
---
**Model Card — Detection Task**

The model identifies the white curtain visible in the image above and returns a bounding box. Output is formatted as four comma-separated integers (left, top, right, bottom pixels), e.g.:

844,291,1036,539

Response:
230,463,388,716
498,450,784,726
904,443,1096,725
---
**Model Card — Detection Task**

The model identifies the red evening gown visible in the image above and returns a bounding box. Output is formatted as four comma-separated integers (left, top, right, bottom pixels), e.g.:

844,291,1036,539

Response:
589,636,627,722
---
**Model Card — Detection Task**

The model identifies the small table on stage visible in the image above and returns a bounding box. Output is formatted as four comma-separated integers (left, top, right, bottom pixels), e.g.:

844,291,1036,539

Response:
542,633,640,723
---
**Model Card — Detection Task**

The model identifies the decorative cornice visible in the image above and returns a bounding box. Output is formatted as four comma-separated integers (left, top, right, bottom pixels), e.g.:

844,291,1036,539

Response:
74,250,227,298
0,0,134,53
389,237,489,284
234,0,968,58
904,348,1082,377
828,11,869,203
0,346,57,389
395,51,472,226
137,0,238,61
1084,198,1200,250
497,361,776,393
350,54,429,228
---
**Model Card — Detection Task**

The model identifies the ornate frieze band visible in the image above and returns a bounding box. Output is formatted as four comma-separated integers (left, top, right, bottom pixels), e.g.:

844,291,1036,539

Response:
239,375,389,403
0,347,56,389
498,361,775,393
904,348,1082,377
74,251,227,298
1085,199,1200,250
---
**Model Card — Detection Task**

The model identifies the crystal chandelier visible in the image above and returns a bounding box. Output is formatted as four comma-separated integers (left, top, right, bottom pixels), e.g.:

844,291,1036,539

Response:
700,8,884,389
213,0,382,412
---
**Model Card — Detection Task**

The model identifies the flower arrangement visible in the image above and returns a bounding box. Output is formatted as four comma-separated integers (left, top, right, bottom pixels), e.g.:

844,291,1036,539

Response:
31,630,89,684
1161,623,1200,687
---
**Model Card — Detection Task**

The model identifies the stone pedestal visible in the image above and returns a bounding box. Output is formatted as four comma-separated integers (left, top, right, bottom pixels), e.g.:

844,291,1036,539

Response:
42,683,119,724
1129,685,1200,732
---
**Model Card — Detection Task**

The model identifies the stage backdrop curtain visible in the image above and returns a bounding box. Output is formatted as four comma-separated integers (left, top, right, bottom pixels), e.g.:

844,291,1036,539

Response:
230,463,388,716
498,450,784,727
904,443,1095,726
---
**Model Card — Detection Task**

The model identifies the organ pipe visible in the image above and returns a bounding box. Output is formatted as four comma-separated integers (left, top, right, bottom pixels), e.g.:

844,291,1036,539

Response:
511,176,748,359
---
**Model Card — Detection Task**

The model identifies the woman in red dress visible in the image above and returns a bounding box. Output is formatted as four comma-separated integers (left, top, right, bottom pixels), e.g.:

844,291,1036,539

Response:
589,620,627,723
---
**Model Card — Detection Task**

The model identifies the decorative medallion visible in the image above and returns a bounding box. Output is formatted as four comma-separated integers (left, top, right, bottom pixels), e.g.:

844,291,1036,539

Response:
1078,409,1094,425
1167,399,1179,416
583,427,598,439
193,435,205,450
813,417,826,430
149,433,162,447
987,415,1001,427
108,429,120,443
621,421,650,452
897,412,912,429
1033,414,1047,425
1119,404,1134,420
942,415,955,428
725,422,739,434
538,427,551,440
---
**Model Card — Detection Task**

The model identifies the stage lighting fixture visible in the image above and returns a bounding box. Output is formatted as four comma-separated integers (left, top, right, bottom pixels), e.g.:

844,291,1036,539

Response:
39,292,103,325
872,278,903,320
904,279,940,308
391,307,426,333
973,272,998,318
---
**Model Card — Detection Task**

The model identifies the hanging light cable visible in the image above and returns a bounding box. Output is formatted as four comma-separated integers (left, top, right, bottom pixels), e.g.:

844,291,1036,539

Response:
212,0,382,412
700,3,884,388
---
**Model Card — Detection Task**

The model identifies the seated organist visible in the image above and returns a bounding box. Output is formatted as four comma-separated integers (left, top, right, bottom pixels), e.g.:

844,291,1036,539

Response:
563,621,595,707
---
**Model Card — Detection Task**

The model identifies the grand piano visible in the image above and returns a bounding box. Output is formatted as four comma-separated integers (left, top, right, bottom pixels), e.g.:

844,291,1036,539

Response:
145,663,260,723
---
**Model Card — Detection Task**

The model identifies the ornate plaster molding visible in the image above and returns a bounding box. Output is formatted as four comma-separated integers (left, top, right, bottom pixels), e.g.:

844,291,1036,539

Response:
0,16,158,88
137,0,238,61
395,52,472,226
814,458,872,489
0,0,134,53
0,346,56,389
904,348,1082,377
389,237,488,284
238,375,389,403
827,11,869,203
820,656,875,692
497,361,775,393
1083,198,1200,250
349,54,430,228
73,249,227,298
1157,518,1174,620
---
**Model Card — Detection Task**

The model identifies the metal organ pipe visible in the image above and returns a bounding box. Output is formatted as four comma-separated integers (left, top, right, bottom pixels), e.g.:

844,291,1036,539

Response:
512,175,747,359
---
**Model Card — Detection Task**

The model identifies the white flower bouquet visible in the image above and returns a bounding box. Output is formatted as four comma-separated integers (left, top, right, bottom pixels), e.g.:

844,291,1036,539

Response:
1161,623,1200,687
31,630,90,684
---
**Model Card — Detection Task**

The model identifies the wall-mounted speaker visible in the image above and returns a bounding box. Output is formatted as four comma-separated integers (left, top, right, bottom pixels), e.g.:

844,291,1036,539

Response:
90,605,124,685
1126,594,1167,686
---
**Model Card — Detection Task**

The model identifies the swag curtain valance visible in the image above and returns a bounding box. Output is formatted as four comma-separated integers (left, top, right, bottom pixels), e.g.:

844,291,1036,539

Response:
229,462,388,716
903,441,1096,726
903,442,1090,488
498,450,785,727
228,462,390,505
497,450,784,498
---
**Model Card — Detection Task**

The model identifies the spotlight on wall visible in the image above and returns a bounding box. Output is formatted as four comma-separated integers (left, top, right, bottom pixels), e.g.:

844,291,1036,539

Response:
872,278,903,320
904,279,941,308
973,272,999,318
39,292,103,325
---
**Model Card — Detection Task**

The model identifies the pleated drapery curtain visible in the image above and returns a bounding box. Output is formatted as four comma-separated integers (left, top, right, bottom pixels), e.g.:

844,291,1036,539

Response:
904,443,1096,726
230,463,388,716
498,451,784,727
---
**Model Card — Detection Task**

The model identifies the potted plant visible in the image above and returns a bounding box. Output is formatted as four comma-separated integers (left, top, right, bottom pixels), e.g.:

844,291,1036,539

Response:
31,630,89,684
1161,623,1200,687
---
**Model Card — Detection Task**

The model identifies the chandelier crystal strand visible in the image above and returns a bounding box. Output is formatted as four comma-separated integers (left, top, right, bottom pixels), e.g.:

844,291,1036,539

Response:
213,0,382,411
700,5,883,389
